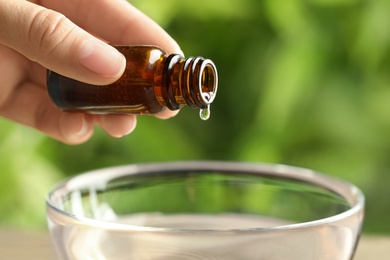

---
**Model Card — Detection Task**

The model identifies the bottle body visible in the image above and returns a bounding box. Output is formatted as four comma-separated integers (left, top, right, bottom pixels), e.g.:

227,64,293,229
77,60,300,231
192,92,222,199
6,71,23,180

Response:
47,46,218,116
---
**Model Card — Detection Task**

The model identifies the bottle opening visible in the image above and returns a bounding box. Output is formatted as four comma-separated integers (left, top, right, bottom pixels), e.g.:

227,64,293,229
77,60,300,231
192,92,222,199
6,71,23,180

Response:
199,60,218,105
162,54,218,116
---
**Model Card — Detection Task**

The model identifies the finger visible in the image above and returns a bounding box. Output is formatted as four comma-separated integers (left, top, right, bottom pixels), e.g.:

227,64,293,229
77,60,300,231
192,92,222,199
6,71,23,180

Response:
0,44,28,107
0,81,94,144
155,109,180,120
40,0,183,55
94,114,137,138
0,0,126,85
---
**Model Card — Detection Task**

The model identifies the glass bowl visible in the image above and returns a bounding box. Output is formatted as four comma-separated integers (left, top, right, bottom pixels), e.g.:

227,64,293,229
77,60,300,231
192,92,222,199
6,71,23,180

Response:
46,161,364,260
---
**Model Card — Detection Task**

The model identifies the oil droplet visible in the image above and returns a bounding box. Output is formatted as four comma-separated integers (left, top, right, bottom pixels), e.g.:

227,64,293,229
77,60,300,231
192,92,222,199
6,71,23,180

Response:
200,105,211,121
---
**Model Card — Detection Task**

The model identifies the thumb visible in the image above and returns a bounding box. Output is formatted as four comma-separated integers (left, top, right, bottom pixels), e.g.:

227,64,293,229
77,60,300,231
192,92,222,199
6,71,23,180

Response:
0,0,126,85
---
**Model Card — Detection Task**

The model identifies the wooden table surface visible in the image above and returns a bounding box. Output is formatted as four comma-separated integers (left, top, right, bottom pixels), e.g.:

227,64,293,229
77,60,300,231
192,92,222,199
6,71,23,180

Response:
0,230,387,259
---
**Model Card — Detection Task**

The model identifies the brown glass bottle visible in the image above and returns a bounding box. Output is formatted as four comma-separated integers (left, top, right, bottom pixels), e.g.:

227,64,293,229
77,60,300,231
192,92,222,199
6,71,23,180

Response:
46,46,218,118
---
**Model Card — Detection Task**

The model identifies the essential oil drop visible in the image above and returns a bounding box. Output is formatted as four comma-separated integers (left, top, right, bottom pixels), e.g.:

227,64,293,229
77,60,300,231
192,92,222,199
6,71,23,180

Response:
200,105,211,121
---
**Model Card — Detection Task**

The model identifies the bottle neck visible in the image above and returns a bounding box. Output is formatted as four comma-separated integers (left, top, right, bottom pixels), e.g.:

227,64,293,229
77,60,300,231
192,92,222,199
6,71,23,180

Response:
161,54,218,110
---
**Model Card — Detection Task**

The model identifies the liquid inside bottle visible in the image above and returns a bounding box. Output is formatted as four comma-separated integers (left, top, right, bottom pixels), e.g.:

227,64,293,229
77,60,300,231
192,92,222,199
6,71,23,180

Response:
46,46,218,119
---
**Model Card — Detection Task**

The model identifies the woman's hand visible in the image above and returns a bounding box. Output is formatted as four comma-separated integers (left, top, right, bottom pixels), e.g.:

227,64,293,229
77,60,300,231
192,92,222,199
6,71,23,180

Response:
0,0,181,144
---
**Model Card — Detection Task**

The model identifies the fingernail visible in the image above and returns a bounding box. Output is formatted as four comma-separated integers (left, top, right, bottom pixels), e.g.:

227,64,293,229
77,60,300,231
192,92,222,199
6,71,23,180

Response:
79,40,126,77
177,48,185,57
99,115,137,138
60,113,90,142
74,116,89,137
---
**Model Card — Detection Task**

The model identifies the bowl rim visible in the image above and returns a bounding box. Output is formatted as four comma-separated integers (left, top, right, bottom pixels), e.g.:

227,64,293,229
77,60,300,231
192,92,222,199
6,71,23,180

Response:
46,161,365,233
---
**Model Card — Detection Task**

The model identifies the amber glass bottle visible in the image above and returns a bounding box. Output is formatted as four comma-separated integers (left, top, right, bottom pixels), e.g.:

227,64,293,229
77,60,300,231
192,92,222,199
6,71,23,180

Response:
47,46,218,119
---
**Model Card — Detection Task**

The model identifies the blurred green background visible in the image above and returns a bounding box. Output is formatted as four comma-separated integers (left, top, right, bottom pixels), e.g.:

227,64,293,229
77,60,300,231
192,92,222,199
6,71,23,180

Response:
1,0,389,234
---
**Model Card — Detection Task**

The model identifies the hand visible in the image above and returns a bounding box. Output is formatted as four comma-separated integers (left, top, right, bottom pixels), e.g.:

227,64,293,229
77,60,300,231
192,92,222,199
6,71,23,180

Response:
0,0,182,144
